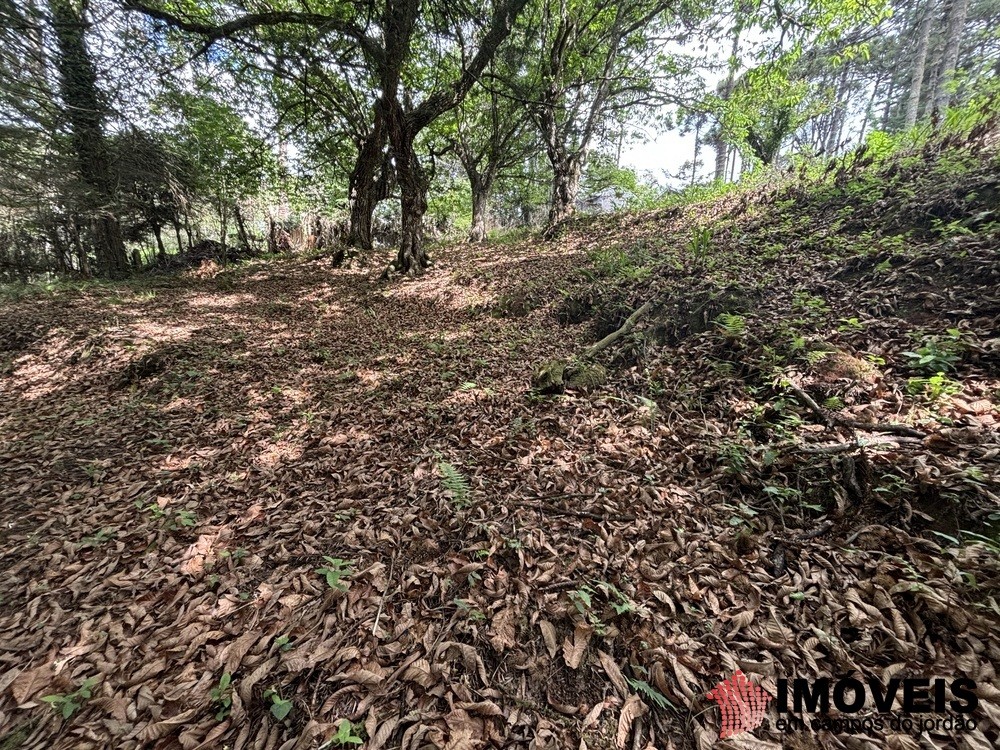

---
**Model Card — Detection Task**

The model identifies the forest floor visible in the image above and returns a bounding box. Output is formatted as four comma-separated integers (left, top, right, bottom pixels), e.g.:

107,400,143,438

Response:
2,131,1000,750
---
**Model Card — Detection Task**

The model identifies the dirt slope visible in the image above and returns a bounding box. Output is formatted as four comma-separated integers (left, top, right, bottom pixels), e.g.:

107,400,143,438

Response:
1,130,999,750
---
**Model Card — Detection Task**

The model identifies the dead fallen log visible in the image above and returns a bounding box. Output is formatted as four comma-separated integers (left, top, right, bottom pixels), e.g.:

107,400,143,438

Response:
838,419,926,438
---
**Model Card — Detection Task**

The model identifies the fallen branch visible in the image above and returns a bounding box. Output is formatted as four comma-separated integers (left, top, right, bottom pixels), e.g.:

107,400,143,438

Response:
515,500,636,523
795,435,924,454
785,382,831,426
789,520,835,542
786,382,928,438
839,419,926,438
583,299,656,359
531,299,657,393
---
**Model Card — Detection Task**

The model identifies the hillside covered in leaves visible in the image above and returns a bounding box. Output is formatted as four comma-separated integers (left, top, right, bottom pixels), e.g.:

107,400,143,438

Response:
1,128,1000,750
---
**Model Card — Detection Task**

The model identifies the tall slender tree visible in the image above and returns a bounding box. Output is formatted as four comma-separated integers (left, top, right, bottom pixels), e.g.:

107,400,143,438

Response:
51,0,130,277
905,0,938,127
519,0,690,227
933,0,971,111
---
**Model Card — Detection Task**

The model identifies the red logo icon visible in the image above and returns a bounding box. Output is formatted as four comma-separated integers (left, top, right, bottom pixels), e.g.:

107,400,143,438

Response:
706,670,771,739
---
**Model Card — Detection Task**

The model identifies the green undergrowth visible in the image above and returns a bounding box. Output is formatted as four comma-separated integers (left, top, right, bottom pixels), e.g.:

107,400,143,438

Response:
533,115,1000,546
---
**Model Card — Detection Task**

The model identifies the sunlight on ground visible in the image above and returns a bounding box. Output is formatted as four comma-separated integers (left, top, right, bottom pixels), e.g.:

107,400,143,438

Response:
184,292,258,309
353,368,383,388
13,359,68,401
161,396,203,413
254,439,305,469
384,273,495,309
159,453,198,471
129,319,202,342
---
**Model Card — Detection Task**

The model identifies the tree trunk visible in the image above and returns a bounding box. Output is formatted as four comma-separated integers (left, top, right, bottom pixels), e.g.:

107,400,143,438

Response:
547,151,583,226
389,111,429,275
51,0,129,279
234,203,252,252
46,225,68,272
904,0,936,128
468,176,493,243
347,121,386,250
152,222,166,262
713,26,741,182
219,203,228,265
70,217,89,276
933,0,969,112
92,213,129,277
713,133,729,182
880,76,896,129
268,217,278,255
858,71,882,142
691,120,702,186
172,220,184,254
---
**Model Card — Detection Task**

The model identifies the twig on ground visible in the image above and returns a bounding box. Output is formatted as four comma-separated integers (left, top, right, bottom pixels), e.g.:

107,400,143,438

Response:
789,520,835,542
839,420,926,438
372,551,397,636
786,383,928,439
786,382,830,426
516,500,637,522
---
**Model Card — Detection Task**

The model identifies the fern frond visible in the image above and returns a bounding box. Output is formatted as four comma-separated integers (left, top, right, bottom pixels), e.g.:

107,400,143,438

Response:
716,313,746,338
437,461,472,508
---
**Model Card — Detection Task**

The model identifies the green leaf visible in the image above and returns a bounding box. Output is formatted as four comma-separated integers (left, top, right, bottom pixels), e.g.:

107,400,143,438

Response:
270,697,293,721
330,719,364,745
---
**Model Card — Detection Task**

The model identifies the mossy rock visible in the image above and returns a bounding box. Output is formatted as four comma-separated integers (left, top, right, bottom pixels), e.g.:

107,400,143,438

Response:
813,349,879,384
564,362,607,392
531,359,606,394
531,359,567,393
555,292,596,325
115,351,166,388
495,290,539,318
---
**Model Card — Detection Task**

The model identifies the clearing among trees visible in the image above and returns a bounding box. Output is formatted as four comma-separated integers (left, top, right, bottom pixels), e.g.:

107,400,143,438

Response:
1,123,999,749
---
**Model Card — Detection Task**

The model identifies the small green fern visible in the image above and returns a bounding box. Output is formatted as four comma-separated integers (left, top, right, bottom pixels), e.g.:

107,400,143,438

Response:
716,313,746,338
437,460,472,508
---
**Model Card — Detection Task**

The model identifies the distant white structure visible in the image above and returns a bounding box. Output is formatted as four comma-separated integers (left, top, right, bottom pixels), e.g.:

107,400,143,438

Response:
577,187,633,214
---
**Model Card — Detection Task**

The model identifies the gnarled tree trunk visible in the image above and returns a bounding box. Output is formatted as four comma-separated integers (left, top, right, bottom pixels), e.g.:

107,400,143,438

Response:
152,222,166,262
468,175,493,243
387,103,429,275
347,121,386,251
234,203,252,252
547,150,584,226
